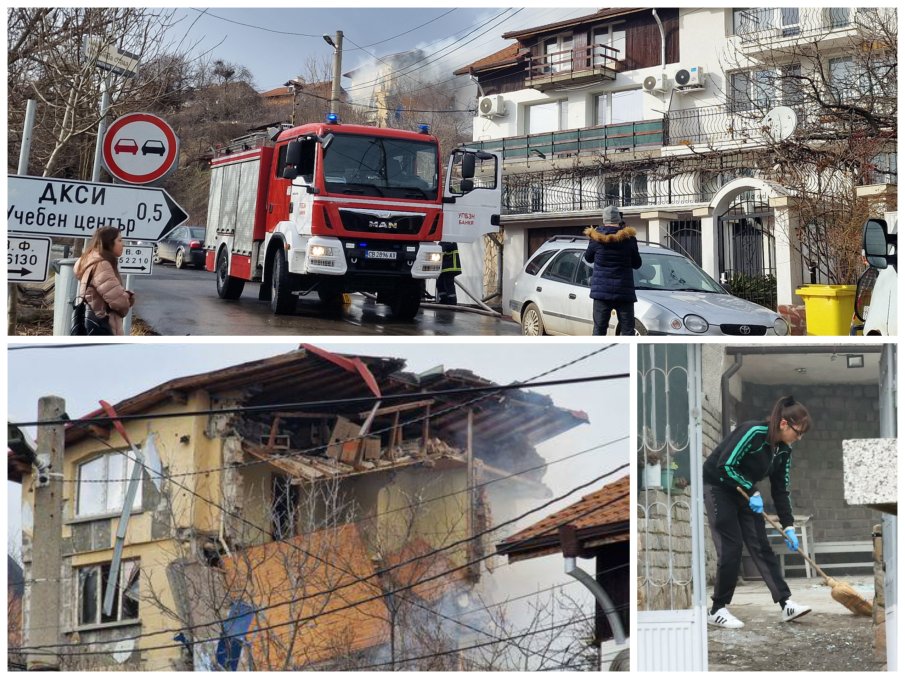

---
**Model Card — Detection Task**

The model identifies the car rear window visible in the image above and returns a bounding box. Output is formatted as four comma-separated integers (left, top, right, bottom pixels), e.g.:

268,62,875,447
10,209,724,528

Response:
524,249,556,276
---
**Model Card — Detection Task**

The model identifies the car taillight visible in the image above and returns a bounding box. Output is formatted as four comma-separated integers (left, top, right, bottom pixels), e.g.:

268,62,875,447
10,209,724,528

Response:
189,240,202,249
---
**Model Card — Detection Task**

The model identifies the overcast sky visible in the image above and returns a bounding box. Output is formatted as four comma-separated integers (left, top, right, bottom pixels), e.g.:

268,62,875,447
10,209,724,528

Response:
165,7,595,92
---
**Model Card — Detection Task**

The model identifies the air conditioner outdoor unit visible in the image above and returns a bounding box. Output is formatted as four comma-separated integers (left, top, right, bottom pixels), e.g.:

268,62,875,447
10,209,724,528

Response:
642,73,669,94
478,95,506,118
674,66,706,91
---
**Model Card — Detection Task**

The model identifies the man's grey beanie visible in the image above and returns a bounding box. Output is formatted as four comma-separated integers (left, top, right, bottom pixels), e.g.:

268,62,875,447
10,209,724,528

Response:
601,205,621,223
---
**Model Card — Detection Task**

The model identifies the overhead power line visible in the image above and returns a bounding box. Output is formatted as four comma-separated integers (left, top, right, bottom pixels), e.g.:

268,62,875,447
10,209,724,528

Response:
15,463,628,656
11,372,627,429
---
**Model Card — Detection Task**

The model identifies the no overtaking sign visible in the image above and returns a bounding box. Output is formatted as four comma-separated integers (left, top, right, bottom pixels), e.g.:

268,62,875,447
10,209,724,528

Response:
102,112,179,185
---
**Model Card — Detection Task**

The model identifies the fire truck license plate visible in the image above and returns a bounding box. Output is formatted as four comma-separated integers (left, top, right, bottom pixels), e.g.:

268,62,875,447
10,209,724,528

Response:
366,250,397,260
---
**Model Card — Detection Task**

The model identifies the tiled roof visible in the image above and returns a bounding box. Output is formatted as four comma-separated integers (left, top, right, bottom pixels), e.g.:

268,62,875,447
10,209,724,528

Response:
496,475,629,559
501,8,644,40
454,43,521,76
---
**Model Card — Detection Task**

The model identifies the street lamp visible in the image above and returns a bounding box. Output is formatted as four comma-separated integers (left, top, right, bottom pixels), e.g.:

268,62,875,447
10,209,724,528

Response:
323,30,343,117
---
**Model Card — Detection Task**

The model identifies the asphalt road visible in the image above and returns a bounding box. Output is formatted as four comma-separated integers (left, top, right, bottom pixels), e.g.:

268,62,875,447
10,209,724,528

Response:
129,265,522,336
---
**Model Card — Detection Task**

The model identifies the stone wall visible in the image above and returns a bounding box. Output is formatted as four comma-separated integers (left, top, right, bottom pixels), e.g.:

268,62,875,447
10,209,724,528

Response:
637,487,693,610
738,382,883,544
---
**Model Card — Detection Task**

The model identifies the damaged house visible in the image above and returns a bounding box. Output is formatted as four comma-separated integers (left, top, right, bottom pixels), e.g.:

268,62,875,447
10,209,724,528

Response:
9,345,587,671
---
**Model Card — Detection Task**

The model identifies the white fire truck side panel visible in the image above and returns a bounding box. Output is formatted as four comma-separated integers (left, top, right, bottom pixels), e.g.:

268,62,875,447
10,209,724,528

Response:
219,162,240,236
234,161,260,254
205,168,223,247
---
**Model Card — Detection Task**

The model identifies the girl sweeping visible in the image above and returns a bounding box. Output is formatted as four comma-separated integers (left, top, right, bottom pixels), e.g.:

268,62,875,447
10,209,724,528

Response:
702,395,812,628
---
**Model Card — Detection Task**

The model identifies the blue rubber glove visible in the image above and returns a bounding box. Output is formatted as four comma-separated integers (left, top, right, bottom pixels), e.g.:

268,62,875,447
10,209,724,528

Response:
783,527,799,552
748,492,764,513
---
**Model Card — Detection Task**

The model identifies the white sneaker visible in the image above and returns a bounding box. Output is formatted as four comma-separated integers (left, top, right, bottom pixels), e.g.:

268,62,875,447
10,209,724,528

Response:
708,607,745,628
782,600,812,622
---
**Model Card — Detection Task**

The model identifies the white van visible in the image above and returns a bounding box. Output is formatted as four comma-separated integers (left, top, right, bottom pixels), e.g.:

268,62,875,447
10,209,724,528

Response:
855,211,897,335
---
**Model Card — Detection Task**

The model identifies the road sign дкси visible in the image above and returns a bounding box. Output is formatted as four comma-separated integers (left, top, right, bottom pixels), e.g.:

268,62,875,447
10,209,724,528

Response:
7,175,188,242
102,112,179,185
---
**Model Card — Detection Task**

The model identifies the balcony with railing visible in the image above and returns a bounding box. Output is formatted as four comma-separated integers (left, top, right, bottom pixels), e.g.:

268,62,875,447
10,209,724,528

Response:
733,7,864,53
525,44,619,91
473,119,664,164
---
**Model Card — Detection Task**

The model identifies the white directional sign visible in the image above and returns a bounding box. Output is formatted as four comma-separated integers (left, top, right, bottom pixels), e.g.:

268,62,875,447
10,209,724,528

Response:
119,245,154,276
7,235,52,283
7,175,188,242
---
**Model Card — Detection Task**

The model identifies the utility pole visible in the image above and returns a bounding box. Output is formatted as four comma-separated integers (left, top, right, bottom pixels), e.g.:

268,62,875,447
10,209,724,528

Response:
25,395,66,670
323,30,343,114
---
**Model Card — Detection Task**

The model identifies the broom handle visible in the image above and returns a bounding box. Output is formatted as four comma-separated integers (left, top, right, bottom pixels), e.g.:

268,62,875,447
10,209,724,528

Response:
734,486,834,581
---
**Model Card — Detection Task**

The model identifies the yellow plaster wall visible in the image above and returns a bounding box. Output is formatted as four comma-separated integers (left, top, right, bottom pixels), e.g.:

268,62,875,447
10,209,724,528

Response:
376,466,469,564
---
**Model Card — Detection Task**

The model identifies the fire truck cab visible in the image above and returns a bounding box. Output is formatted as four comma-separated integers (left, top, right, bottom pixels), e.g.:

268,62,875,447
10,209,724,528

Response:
205,120,501,319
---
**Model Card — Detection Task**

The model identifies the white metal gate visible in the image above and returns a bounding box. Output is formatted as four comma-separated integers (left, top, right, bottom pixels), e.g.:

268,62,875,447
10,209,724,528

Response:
637,345,707,671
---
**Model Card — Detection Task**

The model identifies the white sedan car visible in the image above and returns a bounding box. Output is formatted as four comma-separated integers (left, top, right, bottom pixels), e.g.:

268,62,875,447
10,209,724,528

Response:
510,236,790,336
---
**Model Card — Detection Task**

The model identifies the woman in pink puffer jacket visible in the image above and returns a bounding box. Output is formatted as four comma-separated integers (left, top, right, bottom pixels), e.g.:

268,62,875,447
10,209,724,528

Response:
73,226,135,335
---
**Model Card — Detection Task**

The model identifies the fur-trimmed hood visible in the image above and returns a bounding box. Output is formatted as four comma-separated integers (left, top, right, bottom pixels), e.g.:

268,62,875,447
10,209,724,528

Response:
584,225,637,244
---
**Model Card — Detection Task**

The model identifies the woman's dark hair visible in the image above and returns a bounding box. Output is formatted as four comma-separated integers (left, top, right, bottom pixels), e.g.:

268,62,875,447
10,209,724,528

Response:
81,226,121,270
767,395,811,444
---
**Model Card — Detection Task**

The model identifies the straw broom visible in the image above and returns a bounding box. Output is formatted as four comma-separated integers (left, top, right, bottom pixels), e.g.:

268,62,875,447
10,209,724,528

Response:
735,487,872,617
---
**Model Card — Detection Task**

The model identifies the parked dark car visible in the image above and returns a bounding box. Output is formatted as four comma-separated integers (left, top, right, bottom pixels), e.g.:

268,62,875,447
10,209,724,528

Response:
154,226,206,269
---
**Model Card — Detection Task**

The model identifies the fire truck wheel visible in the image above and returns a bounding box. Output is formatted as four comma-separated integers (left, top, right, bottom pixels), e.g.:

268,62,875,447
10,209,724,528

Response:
388,282,422,320
270,249,297,315
216,249,245,300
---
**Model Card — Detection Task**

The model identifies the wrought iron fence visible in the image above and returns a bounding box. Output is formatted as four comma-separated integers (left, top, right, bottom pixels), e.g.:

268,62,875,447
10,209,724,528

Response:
734,7,859,45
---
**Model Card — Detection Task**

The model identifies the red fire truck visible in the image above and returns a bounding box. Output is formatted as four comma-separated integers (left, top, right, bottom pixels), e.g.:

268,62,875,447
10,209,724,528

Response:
204,118,501,318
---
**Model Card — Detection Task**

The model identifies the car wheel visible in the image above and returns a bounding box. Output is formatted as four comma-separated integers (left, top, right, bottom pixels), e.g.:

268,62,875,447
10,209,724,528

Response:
175,248,185,269
521,303,545,336
270,249,297,315
215,249,245,300
634,319,648,336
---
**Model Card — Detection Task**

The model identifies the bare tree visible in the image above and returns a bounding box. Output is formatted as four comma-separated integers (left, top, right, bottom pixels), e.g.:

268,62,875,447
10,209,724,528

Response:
711,6,898,283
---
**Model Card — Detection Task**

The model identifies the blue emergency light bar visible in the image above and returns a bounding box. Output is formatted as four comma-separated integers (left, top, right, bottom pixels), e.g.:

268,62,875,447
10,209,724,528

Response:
419,124,430,134
326,113,339,124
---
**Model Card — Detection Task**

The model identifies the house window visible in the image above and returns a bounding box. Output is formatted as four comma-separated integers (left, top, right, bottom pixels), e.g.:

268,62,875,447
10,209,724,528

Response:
869,152,897,185
733,8,771,35
77,452,142,517
603,173,648,206
780,63,804,107
78,559,140,627
526,100,568,135
591,24,626,66
779,8,800,36
829,57,857,103
729,69,779,112
272,475,299,539
543,33,574,73
826,7,850,29
595,89,644,126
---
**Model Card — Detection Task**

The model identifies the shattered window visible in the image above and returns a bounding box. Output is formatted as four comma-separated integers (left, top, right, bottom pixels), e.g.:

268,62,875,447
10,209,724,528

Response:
76,452,142,516
78,559,140,626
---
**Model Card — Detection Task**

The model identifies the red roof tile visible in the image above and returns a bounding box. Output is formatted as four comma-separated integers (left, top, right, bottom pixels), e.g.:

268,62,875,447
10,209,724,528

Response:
496,475,629,559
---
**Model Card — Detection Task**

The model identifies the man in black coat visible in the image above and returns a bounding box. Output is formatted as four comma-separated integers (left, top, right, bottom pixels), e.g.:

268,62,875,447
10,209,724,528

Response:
584,206,642,335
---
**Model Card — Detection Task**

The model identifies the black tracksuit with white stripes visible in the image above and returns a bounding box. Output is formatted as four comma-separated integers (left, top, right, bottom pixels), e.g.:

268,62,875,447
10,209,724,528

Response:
703,421,794,608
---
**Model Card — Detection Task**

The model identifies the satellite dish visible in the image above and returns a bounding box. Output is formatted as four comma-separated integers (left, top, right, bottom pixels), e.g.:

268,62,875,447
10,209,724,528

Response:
762,106,798,141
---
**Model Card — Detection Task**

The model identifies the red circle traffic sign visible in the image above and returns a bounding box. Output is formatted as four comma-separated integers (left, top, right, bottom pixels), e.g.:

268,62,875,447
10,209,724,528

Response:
102,112,179,185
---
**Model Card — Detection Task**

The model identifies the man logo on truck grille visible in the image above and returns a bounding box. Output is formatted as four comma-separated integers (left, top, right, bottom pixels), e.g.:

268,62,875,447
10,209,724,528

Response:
368,220,399,230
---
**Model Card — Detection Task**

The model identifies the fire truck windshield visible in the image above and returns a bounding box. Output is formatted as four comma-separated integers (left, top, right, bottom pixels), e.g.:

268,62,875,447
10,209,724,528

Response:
321,133,439,200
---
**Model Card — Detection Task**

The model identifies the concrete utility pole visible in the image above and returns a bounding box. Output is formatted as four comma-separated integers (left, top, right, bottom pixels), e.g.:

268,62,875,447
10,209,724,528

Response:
25,395,66,670
323,30,343,114
9,99,38,335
